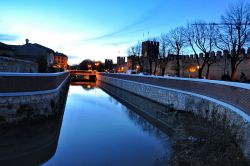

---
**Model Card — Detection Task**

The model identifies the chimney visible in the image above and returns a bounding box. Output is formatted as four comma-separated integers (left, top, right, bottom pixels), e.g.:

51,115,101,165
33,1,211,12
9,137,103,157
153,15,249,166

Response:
25,38,29,45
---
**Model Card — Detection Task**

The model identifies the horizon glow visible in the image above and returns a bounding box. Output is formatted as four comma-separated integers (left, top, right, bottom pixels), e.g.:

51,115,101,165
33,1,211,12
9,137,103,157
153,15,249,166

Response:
0,0,235,64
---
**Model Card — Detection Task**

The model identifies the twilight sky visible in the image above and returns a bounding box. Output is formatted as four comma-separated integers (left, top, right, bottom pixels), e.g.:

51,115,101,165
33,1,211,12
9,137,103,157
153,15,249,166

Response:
0,0,235,64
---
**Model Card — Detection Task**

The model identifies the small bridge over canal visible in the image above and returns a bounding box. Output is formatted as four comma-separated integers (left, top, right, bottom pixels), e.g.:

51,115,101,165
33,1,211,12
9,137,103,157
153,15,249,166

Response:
69,70,96,82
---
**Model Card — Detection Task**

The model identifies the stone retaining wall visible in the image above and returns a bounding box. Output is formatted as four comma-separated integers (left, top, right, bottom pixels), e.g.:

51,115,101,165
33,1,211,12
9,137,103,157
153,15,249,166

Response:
97,73,250,160
0,72,69,125
0,56,38,73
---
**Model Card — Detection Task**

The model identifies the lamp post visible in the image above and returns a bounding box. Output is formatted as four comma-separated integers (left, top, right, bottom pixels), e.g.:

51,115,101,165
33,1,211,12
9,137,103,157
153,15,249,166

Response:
87,64,92,71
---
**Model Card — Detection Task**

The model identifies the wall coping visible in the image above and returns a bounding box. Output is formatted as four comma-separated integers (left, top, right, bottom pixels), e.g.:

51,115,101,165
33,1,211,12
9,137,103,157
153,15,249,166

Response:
101,73,250,90
0,74,69,97
0,72,67,77
0,72,69,93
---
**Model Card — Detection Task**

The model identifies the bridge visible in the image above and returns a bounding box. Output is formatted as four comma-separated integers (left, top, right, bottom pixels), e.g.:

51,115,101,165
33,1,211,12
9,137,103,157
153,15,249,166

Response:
69,70,96,82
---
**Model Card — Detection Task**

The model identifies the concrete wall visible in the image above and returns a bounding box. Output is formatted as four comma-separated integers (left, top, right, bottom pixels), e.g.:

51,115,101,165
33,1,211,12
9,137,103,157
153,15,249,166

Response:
0,56,38,73
97,73,250,159
0,72,69,125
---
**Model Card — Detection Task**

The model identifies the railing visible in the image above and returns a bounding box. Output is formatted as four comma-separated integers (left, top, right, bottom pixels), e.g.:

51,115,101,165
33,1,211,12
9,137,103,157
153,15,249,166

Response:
97,73,250,116
0,72,69,93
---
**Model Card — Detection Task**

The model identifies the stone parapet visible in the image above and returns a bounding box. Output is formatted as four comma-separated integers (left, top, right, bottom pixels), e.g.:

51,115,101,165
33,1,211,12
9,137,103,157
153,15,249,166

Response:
0,72,69,125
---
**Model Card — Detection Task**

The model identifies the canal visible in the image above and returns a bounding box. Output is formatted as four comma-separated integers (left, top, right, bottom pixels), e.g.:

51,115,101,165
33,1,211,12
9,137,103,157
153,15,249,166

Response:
0,82,247,165
43,83,171,166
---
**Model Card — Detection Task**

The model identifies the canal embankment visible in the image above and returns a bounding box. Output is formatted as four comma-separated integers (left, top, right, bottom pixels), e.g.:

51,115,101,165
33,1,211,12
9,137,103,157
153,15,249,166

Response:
0,72,70,125
97,72,250,162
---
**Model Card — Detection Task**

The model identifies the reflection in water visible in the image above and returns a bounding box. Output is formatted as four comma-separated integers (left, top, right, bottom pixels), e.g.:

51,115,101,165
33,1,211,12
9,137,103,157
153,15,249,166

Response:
97,81,174,135
0,84,69,166
44,84,171,166
70,82,96,90
0,115,64,165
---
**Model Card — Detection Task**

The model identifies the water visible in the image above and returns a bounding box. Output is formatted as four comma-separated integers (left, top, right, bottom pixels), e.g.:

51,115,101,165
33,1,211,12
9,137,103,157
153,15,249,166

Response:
43,84,171,166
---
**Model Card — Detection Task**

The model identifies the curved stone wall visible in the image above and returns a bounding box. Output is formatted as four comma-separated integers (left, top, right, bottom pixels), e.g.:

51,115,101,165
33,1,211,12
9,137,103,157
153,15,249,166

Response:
0,72,69,125
97,73,250,160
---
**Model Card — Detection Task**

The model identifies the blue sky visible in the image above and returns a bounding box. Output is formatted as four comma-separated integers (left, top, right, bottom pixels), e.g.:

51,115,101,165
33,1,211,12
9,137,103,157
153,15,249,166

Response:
0,0,235,64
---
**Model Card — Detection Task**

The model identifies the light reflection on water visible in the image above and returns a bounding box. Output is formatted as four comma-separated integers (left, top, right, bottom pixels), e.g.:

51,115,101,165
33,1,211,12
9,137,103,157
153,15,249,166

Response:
44,84,171,166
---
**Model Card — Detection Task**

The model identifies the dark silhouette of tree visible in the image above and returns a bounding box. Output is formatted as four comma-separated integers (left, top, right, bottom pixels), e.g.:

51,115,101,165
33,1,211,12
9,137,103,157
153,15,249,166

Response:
185,22,216,79
159,34,169,76
206,52,217,79
215,1,250,81
166,27,186,77
79,59,94,70
129,42,143,72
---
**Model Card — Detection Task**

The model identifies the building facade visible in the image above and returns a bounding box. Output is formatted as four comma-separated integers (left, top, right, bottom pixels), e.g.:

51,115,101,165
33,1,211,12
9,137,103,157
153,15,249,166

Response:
141,41,159,74
54,52,68,70
105,59,113,71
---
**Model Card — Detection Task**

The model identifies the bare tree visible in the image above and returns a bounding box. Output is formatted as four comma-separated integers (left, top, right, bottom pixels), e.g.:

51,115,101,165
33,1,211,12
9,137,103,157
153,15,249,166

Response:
185,22,216,79
128,41,143,72
166,27,186,77
216,1,250,80
206,52,217,79
159,34,169,76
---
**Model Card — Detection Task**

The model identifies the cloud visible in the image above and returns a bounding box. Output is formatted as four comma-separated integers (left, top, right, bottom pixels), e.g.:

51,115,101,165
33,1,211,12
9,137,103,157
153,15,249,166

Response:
81,1,163,42
67,55,79,59
103,40,132,47
0,34,19,41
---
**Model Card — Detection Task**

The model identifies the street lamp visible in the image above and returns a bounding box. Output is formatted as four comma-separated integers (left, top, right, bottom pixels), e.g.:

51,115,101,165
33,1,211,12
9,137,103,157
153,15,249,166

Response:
136,65,140,73
87,64,92,71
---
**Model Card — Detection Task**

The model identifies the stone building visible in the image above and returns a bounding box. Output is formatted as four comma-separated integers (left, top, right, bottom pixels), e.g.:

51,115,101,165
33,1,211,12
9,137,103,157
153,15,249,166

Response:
0,42,15,57
162,49,250,81
117,56,125,66
105,59,113,71
116,56,126,73
13,40,55,72
126,42,250,81
0,40,56,72
141,41,159,74
54,52,68,70
127,55,138,70
0,56,38,72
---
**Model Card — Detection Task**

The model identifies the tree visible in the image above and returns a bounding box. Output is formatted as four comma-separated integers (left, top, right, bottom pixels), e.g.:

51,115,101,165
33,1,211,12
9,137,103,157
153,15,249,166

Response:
216,1,250,80
79,59,94,70
128,42,143,72
185,22,217,79
166,27,186,77
159,34,169,76
206,52,217,79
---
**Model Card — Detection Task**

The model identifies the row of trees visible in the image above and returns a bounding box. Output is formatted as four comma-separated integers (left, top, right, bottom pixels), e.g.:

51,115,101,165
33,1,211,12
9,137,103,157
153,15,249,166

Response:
129,1,250,80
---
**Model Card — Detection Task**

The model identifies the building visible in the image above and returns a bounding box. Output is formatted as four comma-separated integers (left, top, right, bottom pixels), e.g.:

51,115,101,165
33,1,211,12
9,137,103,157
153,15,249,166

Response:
54,52,68,70
105,59,113,71
12,39,55,72
141,41,159,74
127,55,138,70
117,56,125,66
0,42,15,57
116,56,126,73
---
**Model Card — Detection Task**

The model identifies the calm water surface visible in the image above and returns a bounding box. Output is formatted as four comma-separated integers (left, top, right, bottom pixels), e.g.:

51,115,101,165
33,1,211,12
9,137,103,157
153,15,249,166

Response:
43,85,171,166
